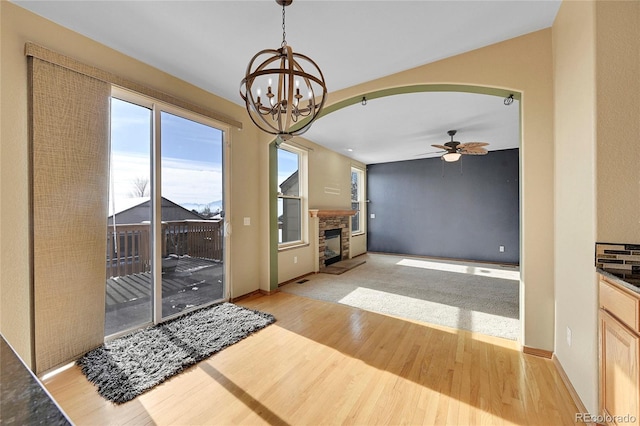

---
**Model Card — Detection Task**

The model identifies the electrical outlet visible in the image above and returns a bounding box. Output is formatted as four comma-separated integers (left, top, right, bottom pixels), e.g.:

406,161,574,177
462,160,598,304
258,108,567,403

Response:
370,213,376,219
294,256,297,264
243,217,250,226
499,245,505,252
566,326,572,347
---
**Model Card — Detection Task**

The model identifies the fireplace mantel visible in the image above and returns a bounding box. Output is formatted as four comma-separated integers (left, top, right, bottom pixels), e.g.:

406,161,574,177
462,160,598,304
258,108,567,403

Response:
309,209,357,218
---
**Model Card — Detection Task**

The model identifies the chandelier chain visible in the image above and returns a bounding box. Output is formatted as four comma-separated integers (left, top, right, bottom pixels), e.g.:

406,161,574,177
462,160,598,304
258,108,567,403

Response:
281,3,287,47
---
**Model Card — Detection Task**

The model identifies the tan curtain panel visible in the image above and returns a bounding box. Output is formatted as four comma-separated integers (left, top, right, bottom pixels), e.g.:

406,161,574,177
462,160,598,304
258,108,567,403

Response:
28,56,110,374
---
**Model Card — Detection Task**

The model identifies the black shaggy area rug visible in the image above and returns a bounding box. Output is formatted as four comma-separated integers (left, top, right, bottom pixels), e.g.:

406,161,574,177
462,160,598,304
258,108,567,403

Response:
77,303,275,404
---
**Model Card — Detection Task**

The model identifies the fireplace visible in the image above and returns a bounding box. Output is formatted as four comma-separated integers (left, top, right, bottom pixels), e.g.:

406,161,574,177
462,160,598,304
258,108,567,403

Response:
324,229,342,266
309,209,357,271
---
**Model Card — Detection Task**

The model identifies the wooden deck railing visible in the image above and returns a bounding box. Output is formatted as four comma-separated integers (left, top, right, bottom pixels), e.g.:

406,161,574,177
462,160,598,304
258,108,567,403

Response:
106,223,150,278
106,220,223,279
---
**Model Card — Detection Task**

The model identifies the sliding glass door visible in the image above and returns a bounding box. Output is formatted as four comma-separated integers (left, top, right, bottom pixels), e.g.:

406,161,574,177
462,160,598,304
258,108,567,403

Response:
106,98,153,336
106,90,227,336
159,111,225,319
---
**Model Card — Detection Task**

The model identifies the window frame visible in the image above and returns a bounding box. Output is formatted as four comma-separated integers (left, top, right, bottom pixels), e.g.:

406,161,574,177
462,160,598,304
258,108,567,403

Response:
351,166,365,236
277,143,308,249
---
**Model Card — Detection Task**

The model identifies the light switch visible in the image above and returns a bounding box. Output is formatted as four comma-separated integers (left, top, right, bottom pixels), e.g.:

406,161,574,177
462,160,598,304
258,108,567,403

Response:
370,213,376,219
243,217,251,226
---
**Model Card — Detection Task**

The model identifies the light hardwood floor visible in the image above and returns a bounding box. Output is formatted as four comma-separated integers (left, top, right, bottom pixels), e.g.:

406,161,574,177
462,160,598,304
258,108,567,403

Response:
44,292,583,425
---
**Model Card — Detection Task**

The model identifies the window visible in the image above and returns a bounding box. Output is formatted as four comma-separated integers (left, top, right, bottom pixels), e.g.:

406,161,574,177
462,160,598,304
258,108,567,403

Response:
277,144,307,246
351,167,365,235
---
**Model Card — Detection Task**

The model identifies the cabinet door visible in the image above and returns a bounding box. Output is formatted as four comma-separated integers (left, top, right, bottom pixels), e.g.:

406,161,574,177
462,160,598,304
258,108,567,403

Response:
600,310,640,425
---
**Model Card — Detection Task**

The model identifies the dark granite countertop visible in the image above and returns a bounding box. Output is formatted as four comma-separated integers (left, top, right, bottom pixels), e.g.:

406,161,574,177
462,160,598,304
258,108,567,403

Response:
0,335,71,425
597,267,640,294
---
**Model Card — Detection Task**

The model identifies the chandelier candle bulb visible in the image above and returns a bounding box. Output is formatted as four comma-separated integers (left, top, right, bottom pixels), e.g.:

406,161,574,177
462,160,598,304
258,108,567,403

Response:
294,80,301,106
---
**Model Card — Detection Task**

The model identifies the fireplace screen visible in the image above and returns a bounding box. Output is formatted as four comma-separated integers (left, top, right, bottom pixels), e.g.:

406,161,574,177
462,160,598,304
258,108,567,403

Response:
324,228,342,266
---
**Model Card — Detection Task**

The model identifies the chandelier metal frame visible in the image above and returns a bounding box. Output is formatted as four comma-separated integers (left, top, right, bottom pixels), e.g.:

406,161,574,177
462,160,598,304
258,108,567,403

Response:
240,0,327,140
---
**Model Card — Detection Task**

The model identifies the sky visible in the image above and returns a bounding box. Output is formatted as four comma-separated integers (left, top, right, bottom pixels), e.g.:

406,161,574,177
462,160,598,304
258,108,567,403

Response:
277,148,298,192
109,98,223,213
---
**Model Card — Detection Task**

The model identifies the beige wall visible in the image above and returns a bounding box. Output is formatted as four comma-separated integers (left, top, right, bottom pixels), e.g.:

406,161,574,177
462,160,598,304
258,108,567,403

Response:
1,1,34,365
325,30,556,351
596,0,640,243
307,142,355,210
277,137,366,284
0,2,3,333
552,0,598,413
552,0,640,413
0,2,268,365
351,233,367,258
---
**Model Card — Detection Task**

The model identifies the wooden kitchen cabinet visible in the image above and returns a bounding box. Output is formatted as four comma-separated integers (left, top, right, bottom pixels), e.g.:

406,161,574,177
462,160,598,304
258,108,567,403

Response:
600,276,640,425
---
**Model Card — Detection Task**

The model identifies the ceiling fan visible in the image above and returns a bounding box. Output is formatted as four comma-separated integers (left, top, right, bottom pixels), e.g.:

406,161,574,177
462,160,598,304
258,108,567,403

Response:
429,130,490,162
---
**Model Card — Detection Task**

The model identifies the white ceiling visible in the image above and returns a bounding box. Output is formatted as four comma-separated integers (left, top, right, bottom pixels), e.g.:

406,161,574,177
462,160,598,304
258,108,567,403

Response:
306,91,521,164
13,0,559,164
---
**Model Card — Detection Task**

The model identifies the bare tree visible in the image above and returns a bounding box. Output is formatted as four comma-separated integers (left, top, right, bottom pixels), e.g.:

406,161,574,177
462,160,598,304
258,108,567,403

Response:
130,177,149,197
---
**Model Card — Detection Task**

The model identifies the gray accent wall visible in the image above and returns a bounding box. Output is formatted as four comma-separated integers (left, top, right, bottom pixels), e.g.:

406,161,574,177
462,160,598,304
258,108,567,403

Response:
367,148,520,264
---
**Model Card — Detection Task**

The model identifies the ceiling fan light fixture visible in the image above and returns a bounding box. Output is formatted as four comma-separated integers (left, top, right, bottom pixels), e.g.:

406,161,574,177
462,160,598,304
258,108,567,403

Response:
427,130,489,162
442,152,462,162
239,0,327,140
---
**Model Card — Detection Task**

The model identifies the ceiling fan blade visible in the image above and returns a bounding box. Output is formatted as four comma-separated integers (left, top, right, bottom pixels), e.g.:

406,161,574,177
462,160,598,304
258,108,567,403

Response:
457,142,489,149
431,144,450,150
460,149,488,155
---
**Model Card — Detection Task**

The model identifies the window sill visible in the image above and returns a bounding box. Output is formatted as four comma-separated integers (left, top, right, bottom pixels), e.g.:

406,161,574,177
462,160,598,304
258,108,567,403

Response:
278,242,310,252
351,232,365,237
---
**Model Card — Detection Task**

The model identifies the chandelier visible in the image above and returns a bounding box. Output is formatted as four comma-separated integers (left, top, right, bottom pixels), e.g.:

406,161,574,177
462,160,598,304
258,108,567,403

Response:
240,0,327,141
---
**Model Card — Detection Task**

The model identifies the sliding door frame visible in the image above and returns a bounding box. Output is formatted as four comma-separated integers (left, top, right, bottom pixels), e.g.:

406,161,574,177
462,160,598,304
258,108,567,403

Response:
111,86,231,329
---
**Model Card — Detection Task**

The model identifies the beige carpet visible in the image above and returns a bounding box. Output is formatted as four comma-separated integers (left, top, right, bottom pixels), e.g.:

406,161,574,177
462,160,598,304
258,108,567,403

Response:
280,253,520,340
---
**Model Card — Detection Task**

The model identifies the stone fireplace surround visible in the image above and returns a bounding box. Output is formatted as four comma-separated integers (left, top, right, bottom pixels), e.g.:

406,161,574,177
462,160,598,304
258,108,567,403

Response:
309,209,357,271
